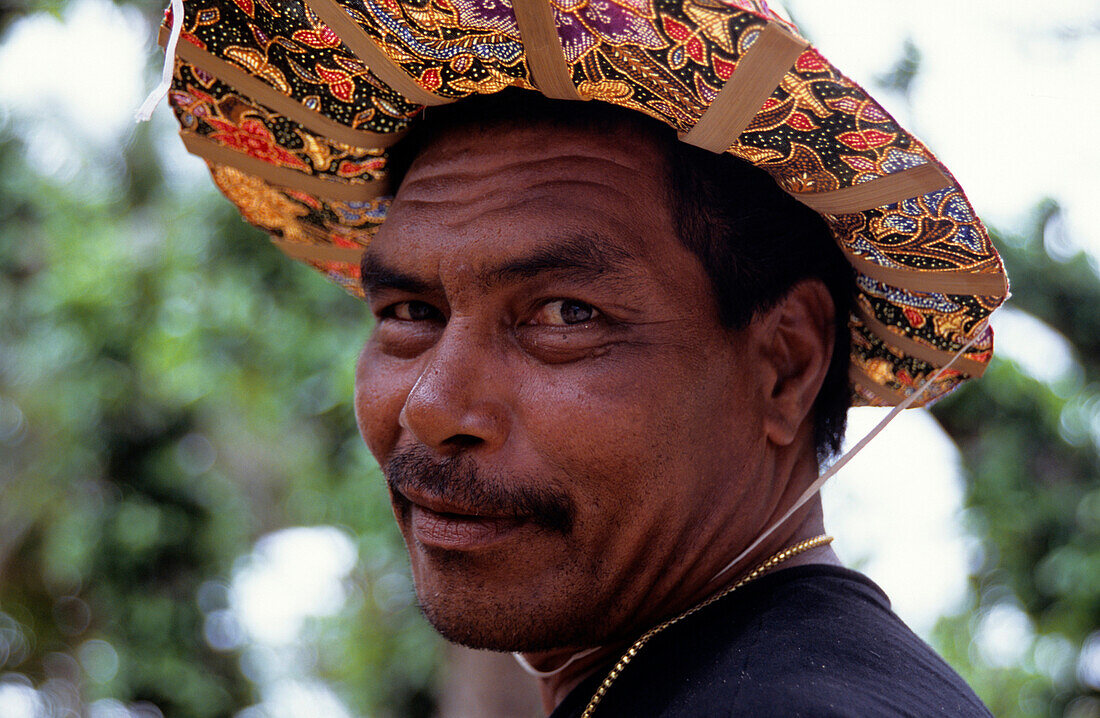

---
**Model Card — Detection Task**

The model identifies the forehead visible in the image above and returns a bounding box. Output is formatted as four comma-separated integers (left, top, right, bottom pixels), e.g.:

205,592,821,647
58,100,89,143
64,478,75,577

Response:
366,121,683,282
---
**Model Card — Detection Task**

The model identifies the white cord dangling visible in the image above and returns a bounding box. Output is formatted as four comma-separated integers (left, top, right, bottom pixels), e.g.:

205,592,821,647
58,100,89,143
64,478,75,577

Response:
511,318,995,678
135,0,185,122
709,317,994,584
513,646,602,678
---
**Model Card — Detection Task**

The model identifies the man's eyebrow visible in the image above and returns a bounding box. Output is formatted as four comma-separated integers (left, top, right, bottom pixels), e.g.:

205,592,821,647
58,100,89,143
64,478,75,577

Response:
360,253,434,295
485,233,634,285
359,233,635,296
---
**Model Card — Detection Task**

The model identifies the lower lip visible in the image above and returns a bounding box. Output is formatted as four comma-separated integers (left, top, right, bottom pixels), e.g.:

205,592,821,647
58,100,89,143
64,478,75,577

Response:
410,505,525,550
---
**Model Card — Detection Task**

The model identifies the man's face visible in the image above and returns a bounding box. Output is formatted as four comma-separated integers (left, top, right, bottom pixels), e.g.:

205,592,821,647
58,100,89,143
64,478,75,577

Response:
354,119,777,651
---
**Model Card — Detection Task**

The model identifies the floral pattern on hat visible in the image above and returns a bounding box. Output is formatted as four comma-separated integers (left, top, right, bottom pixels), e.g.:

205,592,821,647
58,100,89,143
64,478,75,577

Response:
164,0,1006,407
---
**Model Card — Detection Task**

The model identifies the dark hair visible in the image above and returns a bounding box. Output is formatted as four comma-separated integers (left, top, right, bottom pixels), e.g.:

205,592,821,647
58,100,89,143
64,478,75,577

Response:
389,90,853,463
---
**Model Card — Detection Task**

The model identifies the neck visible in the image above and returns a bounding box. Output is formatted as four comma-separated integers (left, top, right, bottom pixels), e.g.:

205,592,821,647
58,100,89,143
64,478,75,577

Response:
524,434,842,714
523,428,840,712
526,513,840,713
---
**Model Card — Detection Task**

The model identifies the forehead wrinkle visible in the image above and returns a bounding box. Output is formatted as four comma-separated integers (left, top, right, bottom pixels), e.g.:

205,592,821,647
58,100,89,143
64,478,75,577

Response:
404,151,653,186
361,222,650,300
478,231,637,287
397,153,657,205
373,129,677,299
394,179,641,232
396,175,638,215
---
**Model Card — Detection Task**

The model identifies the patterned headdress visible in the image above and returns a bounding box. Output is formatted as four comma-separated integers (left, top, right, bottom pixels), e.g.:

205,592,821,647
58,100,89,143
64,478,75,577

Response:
159,0,1007,407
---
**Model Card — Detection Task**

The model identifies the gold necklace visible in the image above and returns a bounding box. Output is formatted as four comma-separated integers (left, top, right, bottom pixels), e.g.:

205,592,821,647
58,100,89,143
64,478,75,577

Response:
580,534,834,718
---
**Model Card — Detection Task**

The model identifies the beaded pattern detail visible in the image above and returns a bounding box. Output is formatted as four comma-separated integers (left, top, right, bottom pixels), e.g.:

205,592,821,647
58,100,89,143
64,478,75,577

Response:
162,0,1007,407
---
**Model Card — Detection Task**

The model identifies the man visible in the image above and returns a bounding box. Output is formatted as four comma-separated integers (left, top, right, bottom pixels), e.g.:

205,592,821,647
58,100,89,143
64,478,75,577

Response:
353,91,990,716
159,0,1006,713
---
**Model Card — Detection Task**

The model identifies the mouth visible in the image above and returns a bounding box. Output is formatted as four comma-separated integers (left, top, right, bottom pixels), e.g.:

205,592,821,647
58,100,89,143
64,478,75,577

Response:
398,488,528,551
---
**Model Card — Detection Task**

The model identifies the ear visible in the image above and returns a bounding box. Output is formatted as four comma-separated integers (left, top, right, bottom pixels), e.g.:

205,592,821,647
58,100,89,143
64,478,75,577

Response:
754,280,837,447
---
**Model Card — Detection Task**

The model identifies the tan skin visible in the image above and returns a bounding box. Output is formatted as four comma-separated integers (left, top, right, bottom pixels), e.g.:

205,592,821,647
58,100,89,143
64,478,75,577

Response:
354,119,842,713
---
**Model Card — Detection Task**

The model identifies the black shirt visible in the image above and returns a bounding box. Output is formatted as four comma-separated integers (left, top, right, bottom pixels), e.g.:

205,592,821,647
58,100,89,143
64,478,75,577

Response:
549,565,992,717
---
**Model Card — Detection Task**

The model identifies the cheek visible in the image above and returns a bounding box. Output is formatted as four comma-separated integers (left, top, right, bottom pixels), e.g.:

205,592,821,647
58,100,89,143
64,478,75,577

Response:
354,342,413,460
518,355,704,499
515,339,755,518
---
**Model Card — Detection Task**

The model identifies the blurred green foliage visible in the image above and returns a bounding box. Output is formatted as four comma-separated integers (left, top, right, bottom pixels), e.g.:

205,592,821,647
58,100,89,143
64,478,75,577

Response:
0,115,442,714
931,205,1100,718
0,2,1099,717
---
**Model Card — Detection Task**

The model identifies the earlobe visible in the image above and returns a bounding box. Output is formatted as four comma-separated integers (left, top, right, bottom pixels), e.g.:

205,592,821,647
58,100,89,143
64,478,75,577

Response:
759,280,836,447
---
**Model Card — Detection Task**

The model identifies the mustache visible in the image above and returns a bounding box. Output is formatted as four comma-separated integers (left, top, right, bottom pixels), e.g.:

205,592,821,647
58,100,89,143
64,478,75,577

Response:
384,446,575,533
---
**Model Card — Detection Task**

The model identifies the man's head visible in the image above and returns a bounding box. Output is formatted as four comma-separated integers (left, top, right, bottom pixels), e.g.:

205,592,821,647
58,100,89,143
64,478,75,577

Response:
353,91,852,652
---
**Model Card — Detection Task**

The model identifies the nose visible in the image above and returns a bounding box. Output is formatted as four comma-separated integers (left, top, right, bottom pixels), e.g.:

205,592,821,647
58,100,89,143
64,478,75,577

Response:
399,322,510,454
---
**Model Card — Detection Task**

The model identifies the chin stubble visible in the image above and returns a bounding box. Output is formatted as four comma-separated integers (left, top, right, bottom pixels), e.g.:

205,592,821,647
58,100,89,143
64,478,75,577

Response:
384,446,608,651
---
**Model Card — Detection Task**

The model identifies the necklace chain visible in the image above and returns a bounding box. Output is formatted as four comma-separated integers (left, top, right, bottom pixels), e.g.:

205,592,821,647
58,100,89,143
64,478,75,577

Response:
580,534,834,718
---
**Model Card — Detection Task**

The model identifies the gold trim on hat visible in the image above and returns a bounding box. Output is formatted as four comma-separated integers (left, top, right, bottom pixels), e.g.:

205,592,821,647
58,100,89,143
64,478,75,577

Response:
681,23,808,153
274,238,366,264
794,163,951,214
514,0,584,100
855,304,988,378
181,131,389,201
849,364,907,405
843,250,1008,297
160,27,405,149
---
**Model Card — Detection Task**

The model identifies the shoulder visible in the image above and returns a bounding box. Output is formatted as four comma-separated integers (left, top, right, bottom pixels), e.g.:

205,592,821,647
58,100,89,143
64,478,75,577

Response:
581,565,993,718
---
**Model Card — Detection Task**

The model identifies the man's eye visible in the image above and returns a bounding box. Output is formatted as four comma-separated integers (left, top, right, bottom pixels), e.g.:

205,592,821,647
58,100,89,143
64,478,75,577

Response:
386,301,441,321
534,299,600,326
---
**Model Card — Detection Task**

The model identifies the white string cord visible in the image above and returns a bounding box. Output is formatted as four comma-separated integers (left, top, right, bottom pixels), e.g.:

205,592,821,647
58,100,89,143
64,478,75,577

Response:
135,0,185,122
127,0,1005,678
514,318,994,679
709,317,994,584
514,646,602,678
